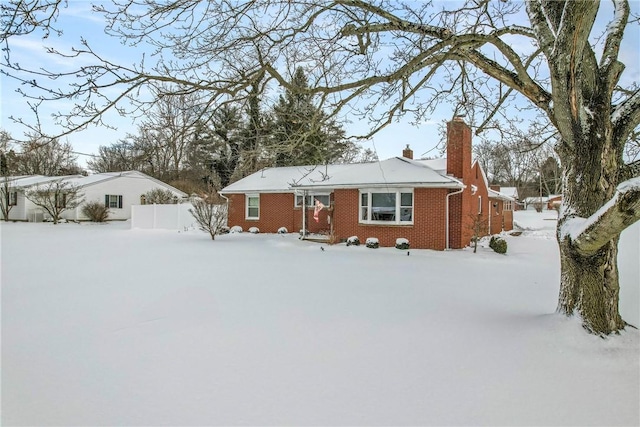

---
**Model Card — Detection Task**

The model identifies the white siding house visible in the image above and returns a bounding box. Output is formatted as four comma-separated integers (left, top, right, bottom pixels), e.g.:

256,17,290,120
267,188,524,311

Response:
3,171,187,221
2,175,83,221
62,171,188,221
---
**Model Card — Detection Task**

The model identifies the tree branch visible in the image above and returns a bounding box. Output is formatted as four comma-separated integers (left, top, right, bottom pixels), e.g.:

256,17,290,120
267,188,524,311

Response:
562,177,640,256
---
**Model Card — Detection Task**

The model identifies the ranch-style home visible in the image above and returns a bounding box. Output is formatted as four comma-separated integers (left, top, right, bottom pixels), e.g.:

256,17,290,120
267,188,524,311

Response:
2,171,187,222
221,118,515,250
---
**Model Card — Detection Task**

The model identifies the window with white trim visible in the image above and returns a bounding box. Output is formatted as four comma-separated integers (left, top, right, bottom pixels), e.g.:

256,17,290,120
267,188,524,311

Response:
246,194,259,219
478,195,482,214
8,191,17,206
295,193,330,208
504,201,512,211
359,189,413,224
105,194,123,209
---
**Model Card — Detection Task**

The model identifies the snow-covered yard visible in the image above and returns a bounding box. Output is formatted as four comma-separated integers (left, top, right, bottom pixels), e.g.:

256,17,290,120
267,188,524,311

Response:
1,212,638,426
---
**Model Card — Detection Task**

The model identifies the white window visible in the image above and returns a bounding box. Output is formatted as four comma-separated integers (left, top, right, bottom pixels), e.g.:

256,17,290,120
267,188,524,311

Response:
105,195,123,209
246,194,259,219
295,193,330,208
478,195,482,214
504,201,512,211
359,189,413,224
8,191,17,206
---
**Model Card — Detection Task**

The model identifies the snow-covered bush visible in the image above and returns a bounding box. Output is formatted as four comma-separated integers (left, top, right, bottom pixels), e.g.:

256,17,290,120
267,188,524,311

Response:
81,201,110,222
346,236,360,246
365,237,379,249
230,225,243,233
248,226,260,234
489,236,508,254
277,227,288,234
395,238,410,250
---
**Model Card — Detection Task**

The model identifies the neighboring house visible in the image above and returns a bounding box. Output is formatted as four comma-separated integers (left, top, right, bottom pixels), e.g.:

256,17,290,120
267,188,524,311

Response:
3,171,187,221
221,118,515,250
2,174,83,222
547,194,562,210
498,187,520,210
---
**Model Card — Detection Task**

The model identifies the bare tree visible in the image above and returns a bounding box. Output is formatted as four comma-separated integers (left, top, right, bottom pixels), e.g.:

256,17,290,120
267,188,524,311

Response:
25,180,83,224
3,1,640,334
189,189,228,240
14,136,82,176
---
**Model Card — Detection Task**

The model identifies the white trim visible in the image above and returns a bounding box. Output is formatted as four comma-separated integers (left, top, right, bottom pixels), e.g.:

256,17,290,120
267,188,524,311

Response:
245,194,260,220
359,188,414,225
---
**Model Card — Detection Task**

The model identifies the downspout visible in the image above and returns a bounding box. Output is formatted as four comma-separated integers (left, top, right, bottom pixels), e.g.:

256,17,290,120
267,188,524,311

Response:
219,193,229,229
445,186,465,250
302,189,307,239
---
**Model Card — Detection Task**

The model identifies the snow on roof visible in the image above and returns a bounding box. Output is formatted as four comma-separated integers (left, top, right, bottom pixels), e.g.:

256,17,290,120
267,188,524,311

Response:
500,187,519,199
67,171,188,196
414,158,447,174
9,174,83,188
488,188,516,201
221,157,463,193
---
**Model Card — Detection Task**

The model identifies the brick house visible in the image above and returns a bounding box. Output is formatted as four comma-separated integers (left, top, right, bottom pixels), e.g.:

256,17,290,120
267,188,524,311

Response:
221,118,514,249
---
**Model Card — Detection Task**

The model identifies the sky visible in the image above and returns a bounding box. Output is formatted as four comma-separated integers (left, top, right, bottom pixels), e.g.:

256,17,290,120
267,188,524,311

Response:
1,210,638,425
1,1,638,168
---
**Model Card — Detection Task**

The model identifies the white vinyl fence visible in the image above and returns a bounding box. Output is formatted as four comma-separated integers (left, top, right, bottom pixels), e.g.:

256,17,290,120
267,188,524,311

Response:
131,203,198,230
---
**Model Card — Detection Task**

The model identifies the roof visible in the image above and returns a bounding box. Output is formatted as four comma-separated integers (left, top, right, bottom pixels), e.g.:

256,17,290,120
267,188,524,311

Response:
488,188,516,201
65,171,188,197
8,174,84,188
500,187,519,199
6,171,188,197
221,157,464,194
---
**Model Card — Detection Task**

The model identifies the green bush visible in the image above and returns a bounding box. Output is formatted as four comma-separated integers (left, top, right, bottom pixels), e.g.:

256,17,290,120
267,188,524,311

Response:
82,201,110,222
489,236,508,254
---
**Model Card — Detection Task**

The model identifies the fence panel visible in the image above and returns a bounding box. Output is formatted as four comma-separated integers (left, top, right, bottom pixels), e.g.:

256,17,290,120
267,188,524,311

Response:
131,203,197,230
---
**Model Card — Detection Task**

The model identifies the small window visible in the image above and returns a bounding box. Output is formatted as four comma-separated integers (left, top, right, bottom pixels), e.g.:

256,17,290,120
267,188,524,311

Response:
246,194,259,219
478,196,482,214
295,193,330,208
504,201,512,211
105,195,123,209
8,191,18,206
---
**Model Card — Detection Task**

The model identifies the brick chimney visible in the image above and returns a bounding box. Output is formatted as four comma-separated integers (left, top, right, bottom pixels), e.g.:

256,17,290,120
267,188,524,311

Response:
402,144,413,159
446,116,472,180
490,185,500,192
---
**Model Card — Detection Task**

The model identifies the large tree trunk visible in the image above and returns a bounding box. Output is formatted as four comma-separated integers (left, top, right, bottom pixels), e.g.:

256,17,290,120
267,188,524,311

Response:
556,127,640,334
557,239,625,334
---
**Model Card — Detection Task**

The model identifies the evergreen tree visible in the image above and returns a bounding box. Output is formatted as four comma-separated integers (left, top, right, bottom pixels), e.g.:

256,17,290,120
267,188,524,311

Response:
270,67,348,167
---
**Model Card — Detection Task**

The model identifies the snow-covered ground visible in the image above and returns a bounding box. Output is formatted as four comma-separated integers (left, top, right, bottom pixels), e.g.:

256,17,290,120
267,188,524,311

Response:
1,212,638,426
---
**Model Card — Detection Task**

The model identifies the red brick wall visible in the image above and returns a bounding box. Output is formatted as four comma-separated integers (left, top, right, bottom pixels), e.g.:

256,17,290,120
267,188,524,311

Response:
331,188,448,250
226,193,333,234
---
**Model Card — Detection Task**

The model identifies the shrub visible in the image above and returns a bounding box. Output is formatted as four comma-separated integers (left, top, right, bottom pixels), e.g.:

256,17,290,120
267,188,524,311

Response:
277,227,288,234
248,226,260,234
143,188,178,204
365,237,379,249
81,201,110,222
489,236,508,254
395,238,410,250
346,236,360,246
230,225,243,233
